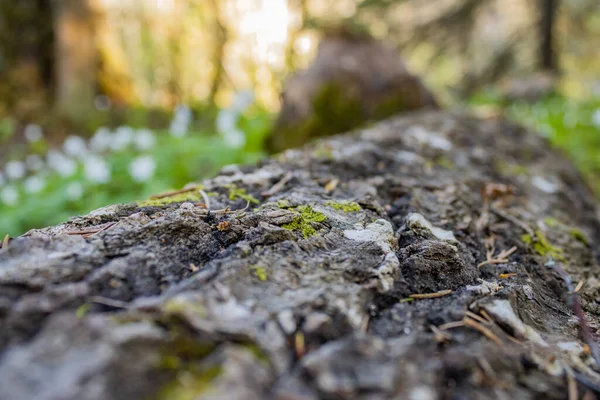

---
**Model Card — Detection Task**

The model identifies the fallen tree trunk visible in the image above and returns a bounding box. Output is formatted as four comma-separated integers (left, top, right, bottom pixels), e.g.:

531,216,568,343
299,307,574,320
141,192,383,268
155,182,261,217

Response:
1,111,600,399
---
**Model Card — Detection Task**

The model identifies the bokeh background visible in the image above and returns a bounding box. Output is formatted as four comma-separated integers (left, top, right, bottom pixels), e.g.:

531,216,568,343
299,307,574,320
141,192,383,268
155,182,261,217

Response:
0,0,599,236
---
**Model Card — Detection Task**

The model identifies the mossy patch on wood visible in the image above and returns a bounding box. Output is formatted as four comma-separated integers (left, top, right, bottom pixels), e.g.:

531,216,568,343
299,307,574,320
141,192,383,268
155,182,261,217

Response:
138,190,203,207
522,230,566,261
252,265,268,281
154,364,222,400
226,184,259,204
282,205,327,238
325,200,361,212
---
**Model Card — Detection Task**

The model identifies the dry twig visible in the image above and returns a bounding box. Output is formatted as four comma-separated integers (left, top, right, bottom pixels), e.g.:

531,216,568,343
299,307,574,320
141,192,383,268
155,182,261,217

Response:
478,246,517,268
463,317,503,345
149,185,199,199
2,234,9,249
66,222,116,239
90,296,130,309
409,289,453,299
295,331,306,358
262,172,293,197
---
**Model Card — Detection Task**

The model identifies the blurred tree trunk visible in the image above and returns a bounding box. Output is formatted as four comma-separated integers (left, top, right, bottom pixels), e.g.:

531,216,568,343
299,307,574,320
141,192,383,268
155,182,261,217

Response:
284,0,309,72
539,0,560,72
0,0,55,116
54,0,103,119
207,0,227,107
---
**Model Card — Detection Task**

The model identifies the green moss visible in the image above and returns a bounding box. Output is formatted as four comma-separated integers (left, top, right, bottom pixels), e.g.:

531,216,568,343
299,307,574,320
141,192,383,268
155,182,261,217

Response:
496,160,529,177
543,217,560,227
568,228,588,245
75,303,90,319
226,184,259,204
277,199,291,208
251,266,268,281
243,343,270,367
435,156,454,170
163,298,207,318
154,364,222,400
325,200,361,212
138,189,203,207
267,82,365,153
313,145,335,159
282,205,327,238
522,230,566,261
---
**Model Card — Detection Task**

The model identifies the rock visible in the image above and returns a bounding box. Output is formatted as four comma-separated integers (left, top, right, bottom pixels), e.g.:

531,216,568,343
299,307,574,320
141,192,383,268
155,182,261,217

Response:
1,111,600,399
266,33,438,153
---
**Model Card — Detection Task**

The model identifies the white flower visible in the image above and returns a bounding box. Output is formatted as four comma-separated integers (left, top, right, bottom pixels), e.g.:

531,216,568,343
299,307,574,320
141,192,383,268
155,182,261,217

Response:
47,150,77,177
24,124,43,142
169,105,192,137
1,185,19,206
231,90,254,112
135,129,156,151
84,155,111,184
128,155,156,182
5,161,26,181
110,126,134,151
592,108,600,128
63,135,88,158
23,175,46,194
223,129,246,149
90,127,112,153
25,155,44,171
216,109,237,133
66,182,84,201
216,108,246,149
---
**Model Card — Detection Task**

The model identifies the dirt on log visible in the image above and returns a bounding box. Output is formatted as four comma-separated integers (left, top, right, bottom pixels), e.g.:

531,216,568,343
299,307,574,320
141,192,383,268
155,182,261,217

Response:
2,111,600,400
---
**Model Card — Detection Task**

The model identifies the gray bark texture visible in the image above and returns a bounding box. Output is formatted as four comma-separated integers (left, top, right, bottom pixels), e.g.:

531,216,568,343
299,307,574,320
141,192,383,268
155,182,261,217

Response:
2,111,600,400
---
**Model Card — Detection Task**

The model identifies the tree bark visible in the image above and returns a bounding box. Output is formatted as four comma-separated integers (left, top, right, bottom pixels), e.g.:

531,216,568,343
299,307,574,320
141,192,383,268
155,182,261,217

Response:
207,0,227,107
1,111,600,399
539,0,560,72
54,0,102,118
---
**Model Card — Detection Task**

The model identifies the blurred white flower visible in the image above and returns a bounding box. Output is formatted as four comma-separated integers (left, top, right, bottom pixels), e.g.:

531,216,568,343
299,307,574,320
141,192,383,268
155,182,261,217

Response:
223,129,246,149
111,126,134,151
216,109,237,133
231,90,254,112
1,185,19,206
66,182,84,201
24,124,43,142
84,155,111,184
129,155,156,182
216,108,246,149
592,109,600,128
63,135,88,158
135,129,156,151
169,105,192,137
23,175,46,194
90,127,112,153
5,161,26,181
25,155,44,171
47,150,77,177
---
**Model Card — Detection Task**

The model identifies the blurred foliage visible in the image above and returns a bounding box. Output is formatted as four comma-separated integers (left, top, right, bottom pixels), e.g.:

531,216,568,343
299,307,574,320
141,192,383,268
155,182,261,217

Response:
470,92,600,195
0,107,272,236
